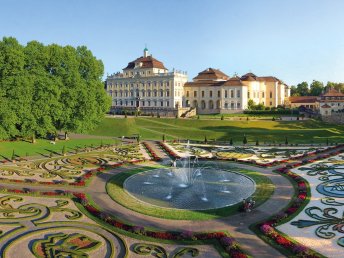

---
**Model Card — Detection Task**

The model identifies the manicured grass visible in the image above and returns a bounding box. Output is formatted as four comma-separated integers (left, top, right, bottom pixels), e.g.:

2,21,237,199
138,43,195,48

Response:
195,113,299,119
0,138,118,159
89,117,344,144
106,165,274,220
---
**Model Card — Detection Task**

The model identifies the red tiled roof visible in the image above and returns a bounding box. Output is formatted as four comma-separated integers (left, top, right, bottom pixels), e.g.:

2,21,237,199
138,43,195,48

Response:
289,96,318,103
193,68,229,81
185,77,245,87
257,76,280,82
123,56,167,70
321,88,344,97
241,73,257,81
222,77,245,86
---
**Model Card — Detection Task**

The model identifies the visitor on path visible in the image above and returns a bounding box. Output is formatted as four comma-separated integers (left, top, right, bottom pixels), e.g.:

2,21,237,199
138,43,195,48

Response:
243,198,255,212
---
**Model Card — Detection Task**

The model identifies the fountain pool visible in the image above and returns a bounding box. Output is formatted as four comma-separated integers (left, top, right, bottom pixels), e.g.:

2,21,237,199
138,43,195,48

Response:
123,161,256,210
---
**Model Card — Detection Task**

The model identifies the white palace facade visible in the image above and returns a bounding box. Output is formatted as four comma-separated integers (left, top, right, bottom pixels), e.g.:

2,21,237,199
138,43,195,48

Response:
106,48,188,116
105,49,290,116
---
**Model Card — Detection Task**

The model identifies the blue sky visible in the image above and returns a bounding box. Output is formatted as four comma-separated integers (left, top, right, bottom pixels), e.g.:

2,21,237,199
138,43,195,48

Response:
1,0,344,85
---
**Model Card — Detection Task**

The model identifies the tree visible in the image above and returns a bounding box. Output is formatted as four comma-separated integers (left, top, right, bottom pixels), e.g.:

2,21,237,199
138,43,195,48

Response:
256,139,259,146
230,138,233,145
62,145,66,156
247,99,255,110
326,81,344,92
162,134,165,142
290,85,299,96
0,37,111,140
310,80,324,96
285,137,288,145
243,135,247,145
221,115,224,120
296,82,309,96
204,135,208,144
11,150,15,161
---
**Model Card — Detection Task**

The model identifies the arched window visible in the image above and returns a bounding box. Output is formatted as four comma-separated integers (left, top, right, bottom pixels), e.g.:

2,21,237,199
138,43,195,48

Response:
209,100,214,109
201,100,206,110
193,100,198,108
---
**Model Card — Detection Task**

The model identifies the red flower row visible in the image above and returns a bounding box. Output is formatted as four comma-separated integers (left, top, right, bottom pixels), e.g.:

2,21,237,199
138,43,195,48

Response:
75,194,247,257
142,142,162,161
158,142,181,159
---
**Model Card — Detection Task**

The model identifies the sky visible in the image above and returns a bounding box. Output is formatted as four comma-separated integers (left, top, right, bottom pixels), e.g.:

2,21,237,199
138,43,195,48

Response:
1,0,344,86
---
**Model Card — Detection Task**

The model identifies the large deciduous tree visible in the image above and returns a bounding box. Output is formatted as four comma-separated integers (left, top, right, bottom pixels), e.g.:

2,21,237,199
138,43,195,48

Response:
0,37,111,140
296,81,309,96
309,80,324,96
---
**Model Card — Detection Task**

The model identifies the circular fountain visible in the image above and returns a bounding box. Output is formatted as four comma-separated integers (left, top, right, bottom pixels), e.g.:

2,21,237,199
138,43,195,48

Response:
124,155,256,210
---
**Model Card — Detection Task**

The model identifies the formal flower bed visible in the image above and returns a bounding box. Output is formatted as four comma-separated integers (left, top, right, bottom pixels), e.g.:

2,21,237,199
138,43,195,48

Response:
158,142,181,159
164,142,343,168
253,148,344,257
142,142,161,161
74,193,248,257
0,154,145,188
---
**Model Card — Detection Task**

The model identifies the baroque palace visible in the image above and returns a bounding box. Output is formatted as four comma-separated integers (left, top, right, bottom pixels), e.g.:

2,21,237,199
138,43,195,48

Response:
106,49,290,116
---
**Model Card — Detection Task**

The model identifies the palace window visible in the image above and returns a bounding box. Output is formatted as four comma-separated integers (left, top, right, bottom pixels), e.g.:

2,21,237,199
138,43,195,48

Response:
262,92,265,98
270,92,273,98
210,91,213,97
160,90,163,97
167,101,169,107
225,90,228,98
231,103,234,109
237,90,240,98
248,92,250,98
161,101,163,107
231,90,234,98
194,91,197,97
202,91,205,98
237,102,241,108
186,91,189,97
218,90,221,98
166,90,170,97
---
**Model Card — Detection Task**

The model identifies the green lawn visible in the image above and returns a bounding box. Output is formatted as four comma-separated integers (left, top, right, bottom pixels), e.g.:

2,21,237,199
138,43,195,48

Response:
0,138,118,159
90,117,344,144
195,113,299,119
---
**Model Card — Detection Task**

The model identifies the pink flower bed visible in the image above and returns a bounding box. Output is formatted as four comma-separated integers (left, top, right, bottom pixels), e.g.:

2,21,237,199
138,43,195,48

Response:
256,148,344,257
74,193,247,257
